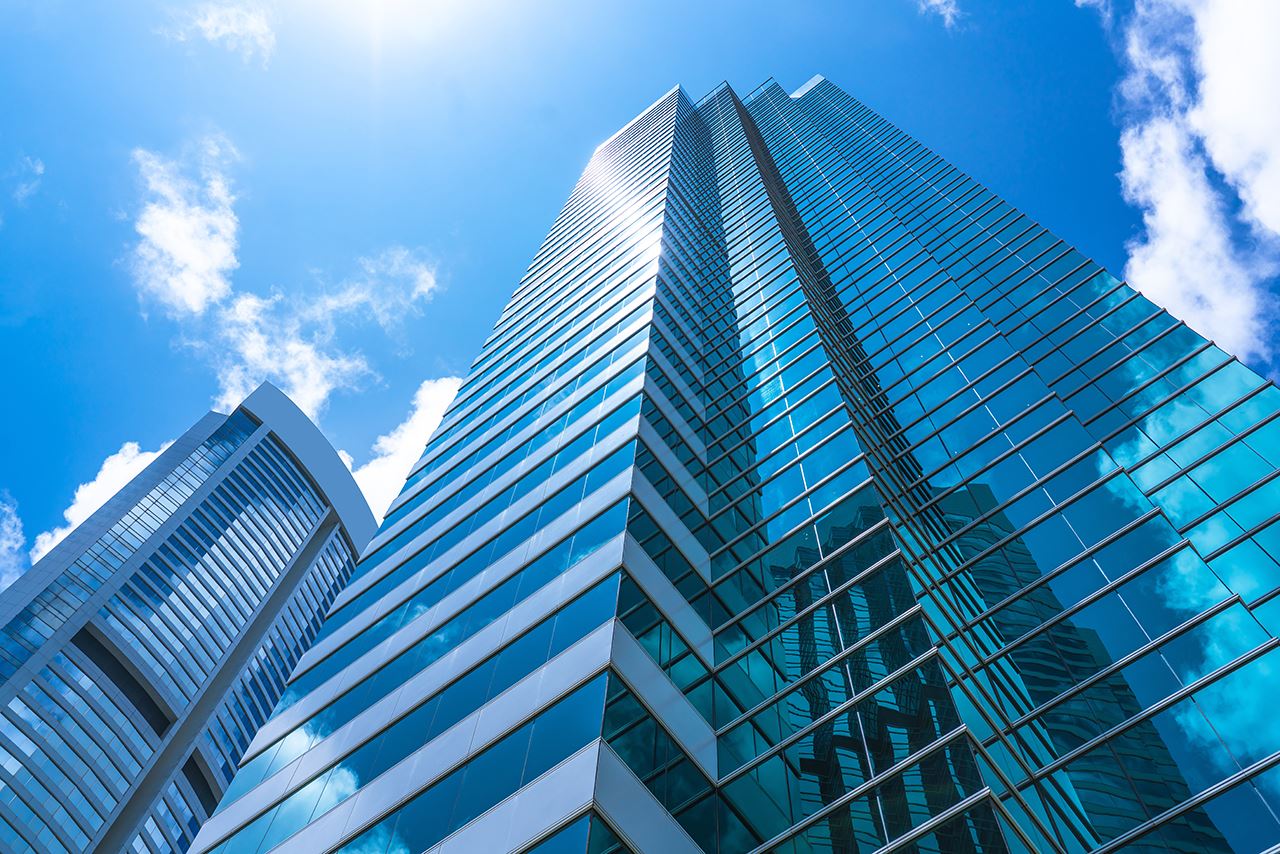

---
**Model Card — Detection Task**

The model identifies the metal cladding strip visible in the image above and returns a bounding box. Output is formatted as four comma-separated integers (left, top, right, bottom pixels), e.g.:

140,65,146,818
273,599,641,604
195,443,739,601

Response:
248,470,633,750
423,732,703,854
263,622,640,854
384,305,655,544
384,358,646,539
425,713,705,854
621,534,714,667
421,266,653,454
222,532,629,819
261,611,705,854
378,285,654,530
322,405,639,628
610,620,717,779
293,415,640,675
371,373,643,556
593,741,703,854
427,742,603,854
415,278,655,470
199,595,712,853
197,620,616,854
323,406,639,643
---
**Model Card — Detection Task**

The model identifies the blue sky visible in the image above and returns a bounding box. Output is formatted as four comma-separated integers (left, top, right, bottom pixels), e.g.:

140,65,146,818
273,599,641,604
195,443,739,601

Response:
1,0,1277,585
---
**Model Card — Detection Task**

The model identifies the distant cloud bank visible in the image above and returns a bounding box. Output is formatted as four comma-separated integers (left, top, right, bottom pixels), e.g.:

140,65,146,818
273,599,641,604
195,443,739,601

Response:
1082,0,1280,367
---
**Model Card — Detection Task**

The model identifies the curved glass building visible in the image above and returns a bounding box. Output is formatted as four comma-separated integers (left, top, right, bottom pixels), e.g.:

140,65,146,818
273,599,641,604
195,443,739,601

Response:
195,77,1280,853
0,383,375,854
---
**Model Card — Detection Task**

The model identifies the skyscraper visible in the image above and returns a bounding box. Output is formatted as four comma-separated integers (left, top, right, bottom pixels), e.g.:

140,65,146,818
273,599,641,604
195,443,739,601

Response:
0,383,375,854
195,76,1280,853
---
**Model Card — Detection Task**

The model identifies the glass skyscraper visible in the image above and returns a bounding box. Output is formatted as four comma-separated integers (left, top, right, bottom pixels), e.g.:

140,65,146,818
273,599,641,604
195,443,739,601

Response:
193,76,1280,853
0,383,375,854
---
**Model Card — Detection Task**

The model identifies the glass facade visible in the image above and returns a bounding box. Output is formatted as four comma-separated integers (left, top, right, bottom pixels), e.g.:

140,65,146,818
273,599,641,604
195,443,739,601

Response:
194,76,1280,854
0,384,374,854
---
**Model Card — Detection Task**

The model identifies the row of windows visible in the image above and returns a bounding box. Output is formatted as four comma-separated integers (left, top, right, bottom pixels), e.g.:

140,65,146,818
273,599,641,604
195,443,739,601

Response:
327,673,613,854
741,77,1280,849
282,429,638,707
420,97,684,551
368,325,646,574
0,412,257,682
388,256,655,520
0,422,353,854
225,497,631,806
340,337,647,630
445,103,678,429
320,362,645,644
100,439,325,708
198,532,355,796
424,245,658,479
208,575,622,851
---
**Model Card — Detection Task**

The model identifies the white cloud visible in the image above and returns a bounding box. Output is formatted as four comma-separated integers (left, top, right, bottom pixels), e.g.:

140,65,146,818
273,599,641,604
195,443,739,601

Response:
1189,0,1280,238
11,156,44,203
30,441,173,563
1118,114,1269,359
170,3,276,67
0,493,27,591
1075,0,1113,25
306,246,441,333
213,292,371,420
1086,0,1280,366
344,377,461,520
132,137,239,317
209,244,439,419
916,0,961,28
129,136,439,421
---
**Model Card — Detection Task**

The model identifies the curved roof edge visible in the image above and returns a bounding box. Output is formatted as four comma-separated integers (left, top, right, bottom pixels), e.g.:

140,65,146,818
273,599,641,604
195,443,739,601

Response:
238,383,377,552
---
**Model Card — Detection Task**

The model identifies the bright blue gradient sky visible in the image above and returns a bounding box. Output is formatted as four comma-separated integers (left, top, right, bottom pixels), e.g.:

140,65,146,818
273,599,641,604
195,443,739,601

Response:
2,0,1277,581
